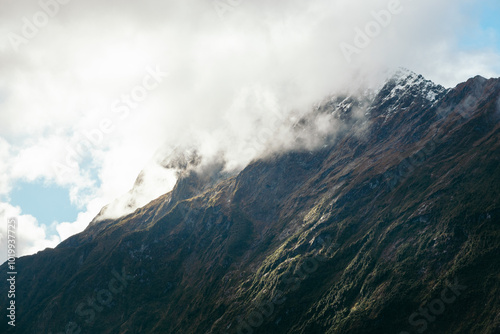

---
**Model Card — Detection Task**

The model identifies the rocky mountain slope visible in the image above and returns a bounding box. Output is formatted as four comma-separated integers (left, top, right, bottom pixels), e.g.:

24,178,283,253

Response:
1,70,499,334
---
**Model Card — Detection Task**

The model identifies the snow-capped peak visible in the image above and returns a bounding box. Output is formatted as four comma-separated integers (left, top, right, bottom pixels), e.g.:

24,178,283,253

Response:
388,67,448,103
363,68,450,121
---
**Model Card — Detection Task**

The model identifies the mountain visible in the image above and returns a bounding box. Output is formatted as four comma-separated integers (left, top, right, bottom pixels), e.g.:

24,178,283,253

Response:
2,70,499,334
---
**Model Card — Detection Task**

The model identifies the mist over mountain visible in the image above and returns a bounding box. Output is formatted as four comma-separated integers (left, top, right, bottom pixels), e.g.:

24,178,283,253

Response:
1,70,499,334
94,68,423,221
2,0,500,263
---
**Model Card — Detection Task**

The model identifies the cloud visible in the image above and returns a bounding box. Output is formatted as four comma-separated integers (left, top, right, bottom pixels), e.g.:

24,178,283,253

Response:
0,138,12,196
0,0,499,253
0,202,60,264
55,197,107,241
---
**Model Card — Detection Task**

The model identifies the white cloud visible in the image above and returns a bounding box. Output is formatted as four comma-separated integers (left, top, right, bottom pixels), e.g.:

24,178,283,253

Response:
0,0,499,256
0,202,60,264
54,197,107,241
0,138,12,196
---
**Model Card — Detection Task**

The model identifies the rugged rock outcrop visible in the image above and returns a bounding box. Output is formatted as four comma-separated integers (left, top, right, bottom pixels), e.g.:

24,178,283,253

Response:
2,71,499,334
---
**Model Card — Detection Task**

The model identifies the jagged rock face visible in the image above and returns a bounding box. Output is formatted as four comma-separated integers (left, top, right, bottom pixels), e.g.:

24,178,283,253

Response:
2,72,500,334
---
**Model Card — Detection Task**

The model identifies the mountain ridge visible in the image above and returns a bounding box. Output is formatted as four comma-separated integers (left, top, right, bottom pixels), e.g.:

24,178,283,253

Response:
2,71,499,334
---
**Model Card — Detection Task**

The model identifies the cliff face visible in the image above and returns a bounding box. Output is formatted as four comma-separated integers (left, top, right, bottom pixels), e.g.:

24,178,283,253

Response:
2,72,499,334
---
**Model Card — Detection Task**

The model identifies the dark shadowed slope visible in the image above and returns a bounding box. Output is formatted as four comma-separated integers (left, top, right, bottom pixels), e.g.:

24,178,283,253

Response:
1,71,499,334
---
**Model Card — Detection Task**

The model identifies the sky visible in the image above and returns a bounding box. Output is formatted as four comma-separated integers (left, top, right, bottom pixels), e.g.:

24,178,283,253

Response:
0,0,499,264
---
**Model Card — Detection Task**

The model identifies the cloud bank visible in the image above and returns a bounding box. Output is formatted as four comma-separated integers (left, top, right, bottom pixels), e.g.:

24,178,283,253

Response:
0,0,499,261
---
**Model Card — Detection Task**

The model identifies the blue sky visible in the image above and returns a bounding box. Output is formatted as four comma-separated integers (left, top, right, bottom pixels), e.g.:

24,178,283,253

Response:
5,156,101,235
0,0,499,263
459,1,500,52
9,181,77,233
478,0,500,33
